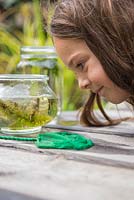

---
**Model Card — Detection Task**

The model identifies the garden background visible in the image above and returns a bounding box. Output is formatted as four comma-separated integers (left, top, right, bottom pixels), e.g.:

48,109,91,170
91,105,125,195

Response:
0,0,88,111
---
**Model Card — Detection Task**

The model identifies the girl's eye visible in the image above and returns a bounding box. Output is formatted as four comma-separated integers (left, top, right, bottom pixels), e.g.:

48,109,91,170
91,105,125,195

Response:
76,62,85,71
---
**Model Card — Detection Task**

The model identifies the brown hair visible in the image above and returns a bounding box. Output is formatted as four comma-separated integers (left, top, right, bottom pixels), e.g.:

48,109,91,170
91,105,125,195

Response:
50,0,134,126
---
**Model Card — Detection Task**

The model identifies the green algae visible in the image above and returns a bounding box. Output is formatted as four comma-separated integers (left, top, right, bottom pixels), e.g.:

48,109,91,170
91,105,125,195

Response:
0,97,57,130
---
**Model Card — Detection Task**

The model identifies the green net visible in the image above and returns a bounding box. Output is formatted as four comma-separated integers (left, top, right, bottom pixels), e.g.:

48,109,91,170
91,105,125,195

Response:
0,131,94,150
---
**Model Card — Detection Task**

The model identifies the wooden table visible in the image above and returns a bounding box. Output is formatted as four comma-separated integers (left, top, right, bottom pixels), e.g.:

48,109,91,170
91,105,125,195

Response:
0,110,134,200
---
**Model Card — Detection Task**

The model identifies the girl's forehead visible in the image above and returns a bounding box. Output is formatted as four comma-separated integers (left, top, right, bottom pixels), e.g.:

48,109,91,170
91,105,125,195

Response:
53,37,93,66
53,37,90,53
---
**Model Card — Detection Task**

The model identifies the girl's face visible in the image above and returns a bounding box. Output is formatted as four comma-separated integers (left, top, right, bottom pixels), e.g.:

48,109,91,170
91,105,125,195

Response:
53,37,130,104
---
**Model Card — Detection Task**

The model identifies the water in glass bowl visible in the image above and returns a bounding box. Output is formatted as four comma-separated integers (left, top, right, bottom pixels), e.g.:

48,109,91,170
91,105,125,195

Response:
0,96,57,135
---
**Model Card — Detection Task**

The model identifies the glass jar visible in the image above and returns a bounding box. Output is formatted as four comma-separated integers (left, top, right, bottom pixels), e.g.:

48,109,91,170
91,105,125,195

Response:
0,74,57,135
16,46,63,117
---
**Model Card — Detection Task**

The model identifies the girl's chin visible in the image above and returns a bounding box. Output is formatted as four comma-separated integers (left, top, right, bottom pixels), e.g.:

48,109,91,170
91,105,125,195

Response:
104,96,126,104
99,88,129,104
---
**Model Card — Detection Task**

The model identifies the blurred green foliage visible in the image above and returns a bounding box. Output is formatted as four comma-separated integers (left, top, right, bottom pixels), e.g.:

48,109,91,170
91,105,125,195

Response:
0,0,88,111
0,0,47,73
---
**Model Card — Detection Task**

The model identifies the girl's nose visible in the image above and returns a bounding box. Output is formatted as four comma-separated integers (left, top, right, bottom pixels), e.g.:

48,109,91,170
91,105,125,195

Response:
78,78,91,89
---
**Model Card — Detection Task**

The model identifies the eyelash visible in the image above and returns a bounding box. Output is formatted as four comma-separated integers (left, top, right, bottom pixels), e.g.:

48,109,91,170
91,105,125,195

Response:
76,62,85,71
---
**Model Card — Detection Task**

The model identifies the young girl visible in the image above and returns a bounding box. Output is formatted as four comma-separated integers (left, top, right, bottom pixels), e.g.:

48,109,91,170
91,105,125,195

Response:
50,0,134,126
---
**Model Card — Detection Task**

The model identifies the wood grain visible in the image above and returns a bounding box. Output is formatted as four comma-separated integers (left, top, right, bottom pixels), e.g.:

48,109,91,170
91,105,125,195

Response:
0,110,134,200
0,147,134,200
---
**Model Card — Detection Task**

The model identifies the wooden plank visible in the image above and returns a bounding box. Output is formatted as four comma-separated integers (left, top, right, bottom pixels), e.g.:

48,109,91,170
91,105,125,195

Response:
0,128,134,169
0,110,134,199
46,121,134,137
0,188,44,200
0,147,134,200
46,110,134,136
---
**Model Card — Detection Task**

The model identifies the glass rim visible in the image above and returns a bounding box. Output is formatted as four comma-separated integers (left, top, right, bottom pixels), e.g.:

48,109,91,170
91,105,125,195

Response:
20,46,57,59
0,74,49,80
21,46,56,53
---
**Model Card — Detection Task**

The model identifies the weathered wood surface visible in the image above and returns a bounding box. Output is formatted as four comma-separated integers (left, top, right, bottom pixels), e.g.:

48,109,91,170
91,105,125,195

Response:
0,146,134,200
0,110,134,200
46,109,134,136
0,128,134,169
0,188,44,200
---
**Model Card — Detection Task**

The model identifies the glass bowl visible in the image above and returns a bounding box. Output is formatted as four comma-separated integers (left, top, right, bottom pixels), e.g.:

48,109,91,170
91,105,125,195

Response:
0,74,57,135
